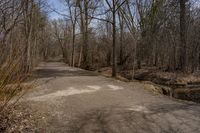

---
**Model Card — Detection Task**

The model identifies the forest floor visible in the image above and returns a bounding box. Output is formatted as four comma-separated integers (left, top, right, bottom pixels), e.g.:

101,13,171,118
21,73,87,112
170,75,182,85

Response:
5,62,200,133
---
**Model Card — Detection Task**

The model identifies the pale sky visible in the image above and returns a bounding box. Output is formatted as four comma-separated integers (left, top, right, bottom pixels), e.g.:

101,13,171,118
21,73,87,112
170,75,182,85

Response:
47,0,66,20
47,0,200,20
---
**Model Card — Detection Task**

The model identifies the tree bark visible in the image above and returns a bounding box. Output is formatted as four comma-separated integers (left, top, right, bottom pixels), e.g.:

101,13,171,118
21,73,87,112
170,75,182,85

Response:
118,12,124,65
112,0,117,77
71,23,76,67
179,0,187,71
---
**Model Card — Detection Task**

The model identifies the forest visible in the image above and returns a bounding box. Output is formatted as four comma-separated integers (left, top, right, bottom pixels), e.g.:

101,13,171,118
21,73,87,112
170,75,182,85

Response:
47,0,200,73
0,0,200,132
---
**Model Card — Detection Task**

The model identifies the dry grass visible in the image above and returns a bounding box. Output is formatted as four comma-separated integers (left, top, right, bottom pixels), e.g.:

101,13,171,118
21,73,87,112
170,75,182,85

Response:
0,57,28,111
0,54,35,132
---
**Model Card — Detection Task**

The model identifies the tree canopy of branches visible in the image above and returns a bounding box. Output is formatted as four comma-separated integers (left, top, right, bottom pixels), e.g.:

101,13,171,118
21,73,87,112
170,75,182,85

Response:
49,0,199,77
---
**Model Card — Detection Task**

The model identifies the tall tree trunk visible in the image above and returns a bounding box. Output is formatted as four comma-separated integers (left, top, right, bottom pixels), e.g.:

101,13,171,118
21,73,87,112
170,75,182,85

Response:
78,46,83,67
71,23,76,67
82,0,89,68
112,1,117,77
26,0,34,71
71,5,77,67
118,12,124,65
78,0,88,68
179,0,187,71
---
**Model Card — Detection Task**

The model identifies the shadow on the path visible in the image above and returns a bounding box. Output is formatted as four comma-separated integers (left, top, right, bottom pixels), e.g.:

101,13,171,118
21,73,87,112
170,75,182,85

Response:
66,103,200,133
34,68,98,79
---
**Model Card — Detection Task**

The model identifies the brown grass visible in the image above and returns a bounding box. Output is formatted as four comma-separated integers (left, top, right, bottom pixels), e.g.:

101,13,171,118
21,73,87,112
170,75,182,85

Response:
0,52,36,132
0,55,33,111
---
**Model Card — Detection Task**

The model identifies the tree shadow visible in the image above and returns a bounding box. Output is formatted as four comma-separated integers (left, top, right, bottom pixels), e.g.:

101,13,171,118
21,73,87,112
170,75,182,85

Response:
33,68,98,79
65,103,200,133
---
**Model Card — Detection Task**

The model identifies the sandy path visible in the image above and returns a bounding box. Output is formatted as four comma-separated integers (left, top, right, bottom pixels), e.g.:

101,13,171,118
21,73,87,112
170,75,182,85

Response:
20,62,200,133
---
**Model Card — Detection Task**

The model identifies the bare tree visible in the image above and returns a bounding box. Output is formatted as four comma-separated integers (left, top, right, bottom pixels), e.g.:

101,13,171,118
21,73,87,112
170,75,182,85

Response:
102,0,126,77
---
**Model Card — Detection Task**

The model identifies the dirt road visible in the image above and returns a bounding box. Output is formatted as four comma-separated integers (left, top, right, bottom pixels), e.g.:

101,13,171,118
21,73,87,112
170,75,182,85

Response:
21,62,200,133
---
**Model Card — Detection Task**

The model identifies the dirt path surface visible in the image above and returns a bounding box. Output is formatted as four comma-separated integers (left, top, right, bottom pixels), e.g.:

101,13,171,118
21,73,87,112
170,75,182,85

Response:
20,62,200,133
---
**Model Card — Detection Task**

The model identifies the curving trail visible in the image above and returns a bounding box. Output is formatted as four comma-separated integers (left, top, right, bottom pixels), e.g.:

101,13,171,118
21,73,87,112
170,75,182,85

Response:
21,62,200,133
